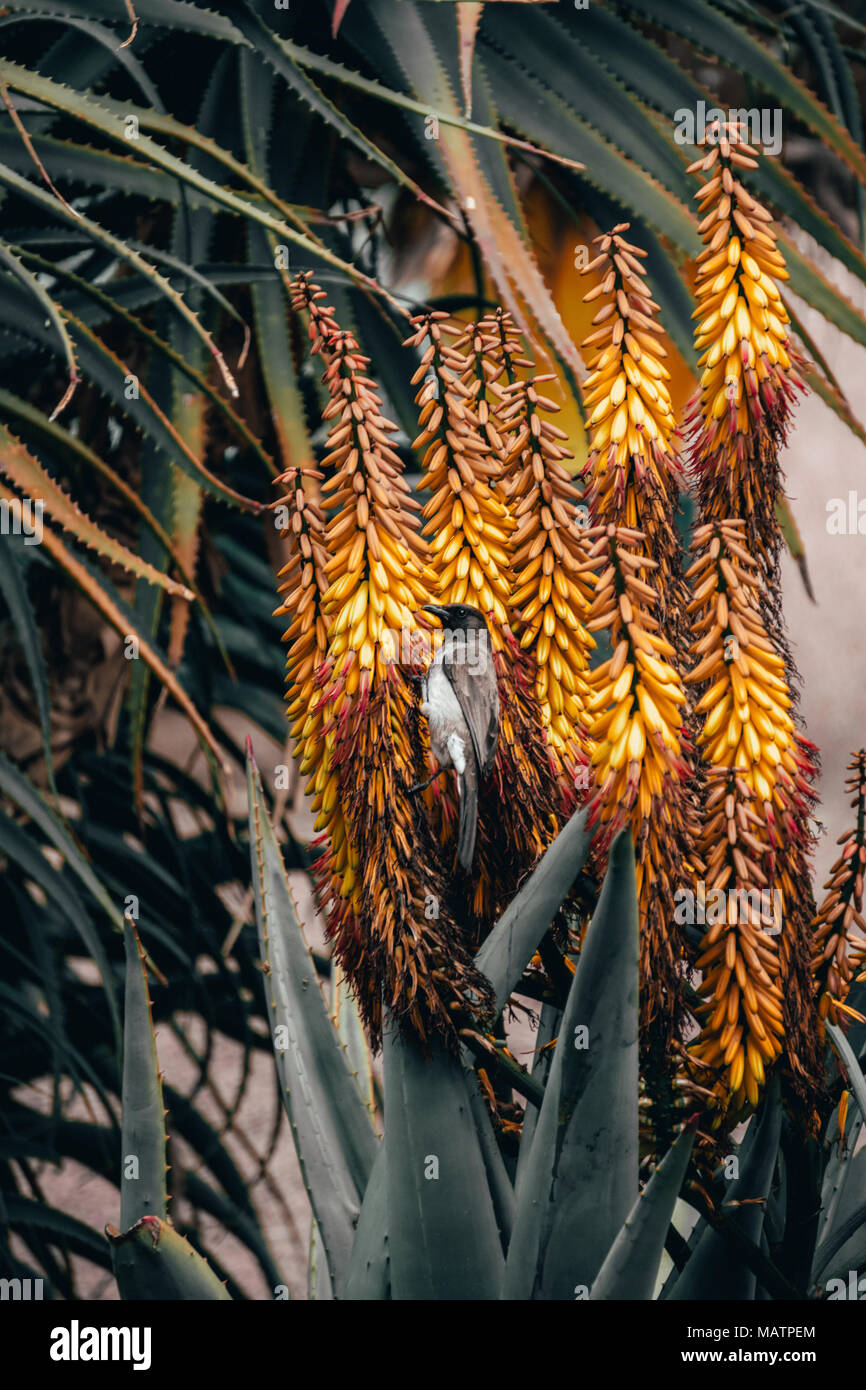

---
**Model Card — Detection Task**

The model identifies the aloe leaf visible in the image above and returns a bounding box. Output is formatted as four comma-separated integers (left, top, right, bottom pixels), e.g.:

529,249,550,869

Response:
362,0,584,381
0,495,226,769
0,809,119,1045
0,422,194,600
502,830,639,1300
827,1022,866,1127
382,1025,505,1300
0,750,124,931
182,1170,282,1294
817,1094,862,1249
475,804,592,1014
589,1119,698,1301
119,919,167,1231
222,0,449,218
107,1216,231,1300
10,249,276,478
0,278,260,509
486,7,690,200
247,746,378,1297
0,128,217,204
624,0,866,186
0,10,165,107
668,1077,783,1300
0,59,407,314
6,1197,112,1270
479,47,699,254
0,535,56,794
331,961,377,1119
0,160,239,400
308,1219,333,1301
107,925,231,1299
775,496,814,603
264,29,585,176
344,1144,390,1301
0,243,77,418
0,387,210,587
812,1149,866,1285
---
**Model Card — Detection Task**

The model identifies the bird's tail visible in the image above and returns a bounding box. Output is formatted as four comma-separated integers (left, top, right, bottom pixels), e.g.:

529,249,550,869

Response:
457,758,479,872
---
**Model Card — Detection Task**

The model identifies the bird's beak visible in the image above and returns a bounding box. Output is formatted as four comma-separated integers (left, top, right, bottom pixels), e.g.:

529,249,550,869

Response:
422,604,449,622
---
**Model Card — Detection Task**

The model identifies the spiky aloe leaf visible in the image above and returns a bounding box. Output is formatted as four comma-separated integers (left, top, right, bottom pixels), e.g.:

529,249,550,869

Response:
669,1078,782,1301
0,751,124,931
246,746,378,1297
816,1095,862,1252
828,1023,866,1128
475,804,592,1012
107,920,229,1299
107,1217,231,1300
308,1220,333,1301
812,1150,866,1288
382,1027,505,1300
0,422,194,599
502,830,639,1300
331,961,377,1119
119,919,166,1231
0,539,55,792
344,1146,390,1301
589,1118,697,1301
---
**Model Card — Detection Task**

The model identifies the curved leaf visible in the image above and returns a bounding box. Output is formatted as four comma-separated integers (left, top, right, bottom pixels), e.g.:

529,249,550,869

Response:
107,1215,231,1299
0,423,194,600
247,745,378,1298
475,804,592,1013
502,830,639,1300
589,1119,697,1301
383,1025,504,1300
344,1144,390,1301
120,919,167,1230
0,535,55,793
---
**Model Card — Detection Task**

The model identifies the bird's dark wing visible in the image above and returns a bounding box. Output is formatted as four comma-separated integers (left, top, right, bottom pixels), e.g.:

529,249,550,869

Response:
445,658,499,776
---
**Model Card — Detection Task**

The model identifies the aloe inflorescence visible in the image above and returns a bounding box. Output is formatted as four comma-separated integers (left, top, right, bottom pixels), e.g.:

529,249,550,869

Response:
684,120,824,1123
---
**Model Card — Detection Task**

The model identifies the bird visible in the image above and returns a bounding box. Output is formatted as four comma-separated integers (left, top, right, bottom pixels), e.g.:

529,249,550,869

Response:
414,602,500,871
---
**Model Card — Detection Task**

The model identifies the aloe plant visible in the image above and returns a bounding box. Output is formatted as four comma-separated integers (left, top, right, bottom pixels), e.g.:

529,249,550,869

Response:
4,0,866,1305
229,755,864,1300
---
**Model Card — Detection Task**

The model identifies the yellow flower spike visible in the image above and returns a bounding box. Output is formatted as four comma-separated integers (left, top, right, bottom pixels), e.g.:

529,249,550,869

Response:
406,312,569,926
581,522,701,1055
685,124,821,1128
685,119,806,583
684,517,823,1121
578,224,691,667
497,373,596,782
409,313,513,644
281,277,494,1048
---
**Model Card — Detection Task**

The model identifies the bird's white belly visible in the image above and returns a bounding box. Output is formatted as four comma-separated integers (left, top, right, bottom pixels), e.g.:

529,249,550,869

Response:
421,662,467,774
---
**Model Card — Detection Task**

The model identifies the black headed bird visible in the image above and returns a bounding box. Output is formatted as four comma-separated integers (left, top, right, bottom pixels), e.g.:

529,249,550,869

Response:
416,603,500,871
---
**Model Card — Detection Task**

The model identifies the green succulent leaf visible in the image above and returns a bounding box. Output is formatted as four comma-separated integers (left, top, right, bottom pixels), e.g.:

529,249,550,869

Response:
246,746,378,1298
0,536,56,794
119,918,167,1231
503,829,639,1300
382,1025,505,1300
344,1144,390,1301
589,1119,698,1301
474,804,592,1013
108,1216,232,1300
